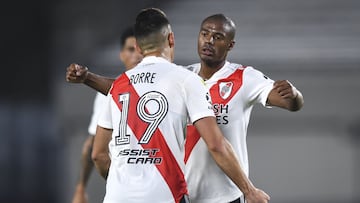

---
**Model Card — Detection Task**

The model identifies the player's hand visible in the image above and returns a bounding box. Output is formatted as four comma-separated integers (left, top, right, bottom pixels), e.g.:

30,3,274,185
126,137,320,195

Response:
66,63,88,83
72,185,88,203
245,188,270,203
273,80,298,99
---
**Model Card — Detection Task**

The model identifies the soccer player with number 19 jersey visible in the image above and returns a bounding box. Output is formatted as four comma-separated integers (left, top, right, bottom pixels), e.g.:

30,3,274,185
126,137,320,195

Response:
99,56,213,203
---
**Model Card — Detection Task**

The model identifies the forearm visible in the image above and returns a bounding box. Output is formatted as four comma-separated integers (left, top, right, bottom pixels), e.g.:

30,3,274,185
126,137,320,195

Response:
78,136,95,186
92,126,112,180
84,72,115,95
93,153,111,179
209,139,255,196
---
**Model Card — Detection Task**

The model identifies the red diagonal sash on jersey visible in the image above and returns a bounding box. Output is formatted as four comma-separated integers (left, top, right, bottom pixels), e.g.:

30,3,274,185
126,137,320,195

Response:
184,125,199,163
111,74,187,203
184,67,245,163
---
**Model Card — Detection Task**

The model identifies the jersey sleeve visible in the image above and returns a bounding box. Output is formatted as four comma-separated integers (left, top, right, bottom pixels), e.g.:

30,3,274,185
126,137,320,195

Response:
183,73,215,123
243,67,274,107
88,92,108,135
97,93,113,129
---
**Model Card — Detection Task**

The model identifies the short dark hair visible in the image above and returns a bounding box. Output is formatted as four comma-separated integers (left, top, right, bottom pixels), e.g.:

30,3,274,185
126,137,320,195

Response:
120,26,135,49
202,14,236,40
134,8,170,51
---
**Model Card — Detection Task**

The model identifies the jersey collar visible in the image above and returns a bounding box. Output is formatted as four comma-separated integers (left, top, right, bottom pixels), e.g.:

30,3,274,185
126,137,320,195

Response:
138,56,171,66
205,61,230,82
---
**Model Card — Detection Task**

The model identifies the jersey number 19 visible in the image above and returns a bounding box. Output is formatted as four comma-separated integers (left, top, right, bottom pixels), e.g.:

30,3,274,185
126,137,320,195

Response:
116,91,169,145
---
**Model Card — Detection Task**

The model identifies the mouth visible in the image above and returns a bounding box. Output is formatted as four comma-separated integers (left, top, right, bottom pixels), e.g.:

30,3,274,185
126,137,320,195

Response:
201,46,215,56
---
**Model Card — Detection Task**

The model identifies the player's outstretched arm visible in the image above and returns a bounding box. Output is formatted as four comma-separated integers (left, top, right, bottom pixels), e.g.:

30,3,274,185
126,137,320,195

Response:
92,126,112,179
267,80,304,111
194,117,270,203
66,63,115,95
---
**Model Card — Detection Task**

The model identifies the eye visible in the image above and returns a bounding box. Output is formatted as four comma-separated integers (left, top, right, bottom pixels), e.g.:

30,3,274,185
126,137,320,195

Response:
214,35,223,40
201,31,208,37
127,47,135,52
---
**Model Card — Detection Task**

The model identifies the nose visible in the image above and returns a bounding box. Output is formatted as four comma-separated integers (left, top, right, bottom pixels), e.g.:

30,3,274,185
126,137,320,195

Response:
204,35,214,44
209,36,214,44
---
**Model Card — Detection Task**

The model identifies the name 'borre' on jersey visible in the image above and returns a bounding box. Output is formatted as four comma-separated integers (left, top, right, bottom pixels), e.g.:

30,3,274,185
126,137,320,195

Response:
129,71,156,84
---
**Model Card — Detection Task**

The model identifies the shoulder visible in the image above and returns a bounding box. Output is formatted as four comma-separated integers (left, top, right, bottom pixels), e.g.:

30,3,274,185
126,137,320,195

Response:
240,66,274,93
242,65,270,79
227,62,245,70
171,63,199,77
185,63,201,73
113,73,129,84
226,62,272,83
175,65,203,83
225,62,248,75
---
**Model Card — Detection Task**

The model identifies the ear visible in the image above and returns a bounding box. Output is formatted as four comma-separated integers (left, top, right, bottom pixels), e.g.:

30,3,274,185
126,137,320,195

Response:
119,49,124,62
168,32,175,48
135,42,143,54
227,40,235,51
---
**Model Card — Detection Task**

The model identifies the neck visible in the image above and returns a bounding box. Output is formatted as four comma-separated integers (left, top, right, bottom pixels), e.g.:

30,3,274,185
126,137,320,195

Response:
143,48,172,62
199,60,225,80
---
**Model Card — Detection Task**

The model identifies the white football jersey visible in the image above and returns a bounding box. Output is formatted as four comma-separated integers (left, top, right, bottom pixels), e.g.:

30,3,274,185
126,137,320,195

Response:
97,56,214,203
185,62,274,203
88,92,108,135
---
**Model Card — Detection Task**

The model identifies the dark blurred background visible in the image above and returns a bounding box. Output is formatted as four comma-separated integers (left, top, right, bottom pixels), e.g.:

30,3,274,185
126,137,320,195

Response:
1,0,359,202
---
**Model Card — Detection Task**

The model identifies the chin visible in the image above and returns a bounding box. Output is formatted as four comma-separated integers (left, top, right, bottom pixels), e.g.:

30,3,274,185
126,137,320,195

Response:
200,54,214,62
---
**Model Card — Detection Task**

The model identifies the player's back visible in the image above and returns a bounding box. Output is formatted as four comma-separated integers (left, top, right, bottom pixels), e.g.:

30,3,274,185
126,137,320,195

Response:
103,56,213,203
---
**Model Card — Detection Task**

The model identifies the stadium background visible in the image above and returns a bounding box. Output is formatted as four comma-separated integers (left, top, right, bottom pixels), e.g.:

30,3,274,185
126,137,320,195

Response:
1,0,359,202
